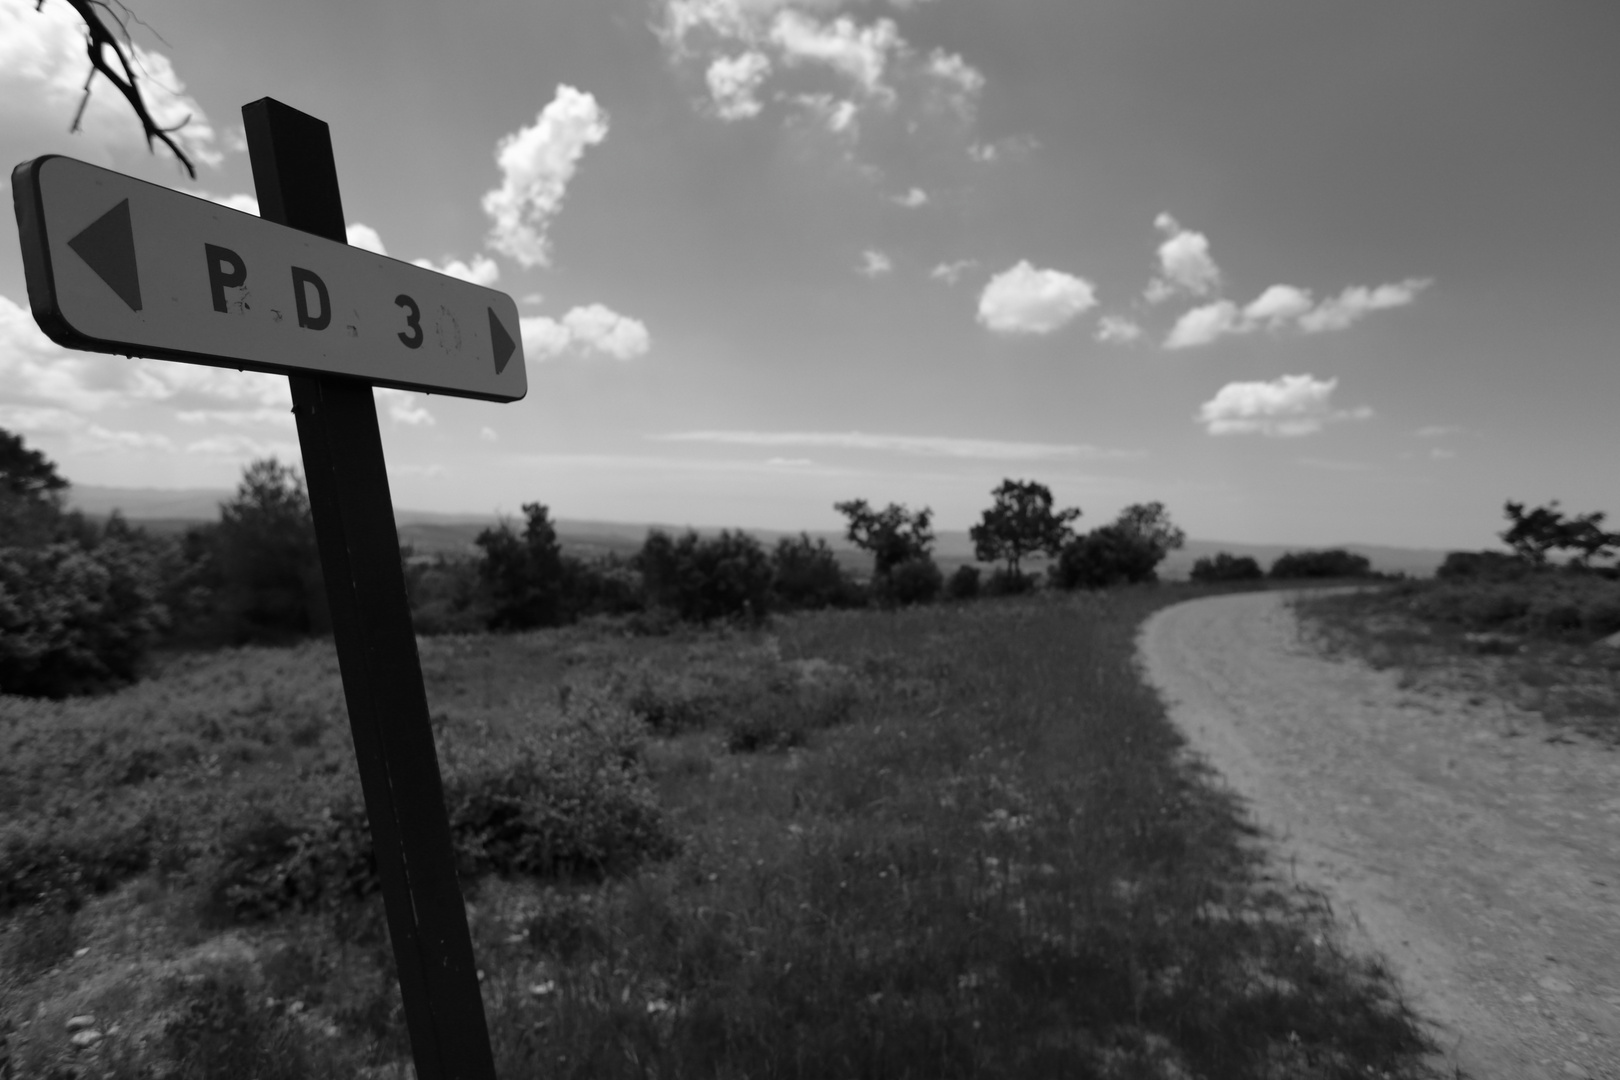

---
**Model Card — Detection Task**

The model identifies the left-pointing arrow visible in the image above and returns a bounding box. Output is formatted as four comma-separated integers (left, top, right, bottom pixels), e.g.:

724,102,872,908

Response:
67,198,142,312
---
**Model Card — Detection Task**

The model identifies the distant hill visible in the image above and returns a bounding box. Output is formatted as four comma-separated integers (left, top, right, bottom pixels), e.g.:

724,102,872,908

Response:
65,484,1453,578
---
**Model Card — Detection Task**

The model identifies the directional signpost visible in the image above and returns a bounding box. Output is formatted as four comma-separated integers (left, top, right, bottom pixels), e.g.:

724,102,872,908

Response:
12,99,514,1080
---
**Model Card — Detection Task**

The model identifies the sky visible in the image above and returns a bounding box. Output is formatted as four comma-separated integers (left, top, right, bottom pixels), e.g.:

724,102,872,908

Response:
2,0,1616,549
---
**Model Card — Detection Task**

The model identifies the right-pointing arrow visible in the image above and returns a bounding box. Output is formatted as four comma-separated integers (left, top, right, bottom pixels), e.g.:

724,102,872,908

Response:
488,308,516,375
67,198,142,312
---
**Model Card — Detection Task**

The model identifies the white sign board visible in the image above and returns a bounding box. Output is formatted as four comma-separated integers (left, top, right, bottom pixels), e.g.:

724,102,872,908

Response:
12,155,526,403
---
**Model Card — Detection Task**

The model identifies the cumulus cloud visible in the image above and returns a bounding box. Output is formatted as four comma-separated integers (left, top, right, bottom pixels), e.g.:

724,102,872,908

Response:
521,304,651,362
1163,300,1241,350
375,387,434,426
656,1,982,148
0,0,226,168
893,187,928,208
412,254,500,286
1095,315,1143,344
345,223,387,255
770,11,900,100
1414,424,1461,438
706,51,771,119
930,259,976,285
481,86,609,268
1146,213,1220,301
1242,284,1312,327
652,430,1130,461
977,262,1096,335
858,249,893,277
1196,374,1372,437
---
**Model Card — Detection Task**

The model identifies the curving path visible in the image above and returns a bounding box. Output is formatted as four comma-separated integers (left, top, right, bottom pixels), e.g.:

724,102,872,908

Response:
1138,589,1620,1080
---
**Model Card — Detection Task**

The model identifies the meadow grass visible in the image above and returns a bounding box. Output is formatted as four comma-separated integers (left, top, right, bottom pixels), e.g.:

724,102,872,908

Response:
1,588,1450,1079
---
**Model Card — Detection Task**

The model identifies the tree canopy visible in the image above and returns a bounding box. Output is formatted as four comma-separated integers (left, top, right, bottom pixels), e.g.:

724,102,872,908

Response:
833,499,934,579
969,479,1080,575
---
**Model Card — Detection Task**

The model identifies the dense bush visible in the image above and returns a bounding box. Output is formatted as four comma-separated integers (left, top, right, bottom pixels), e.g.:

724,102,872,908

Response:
1051,525,1159,589
722,674,860,753
635,529,773,623
1050,503,1185,590
771,533,862,610
1189,552,1265,584
872,556,943,607
1268,548,1373,580
1435,550,1530,581
0,527,169,697
946,564,981,601
0,795,171,912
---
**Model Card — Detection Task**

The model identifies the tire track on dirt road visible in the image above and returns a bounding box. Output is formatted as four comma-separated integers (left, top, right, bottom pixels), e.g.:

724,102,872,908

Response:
1138,589,1620,1080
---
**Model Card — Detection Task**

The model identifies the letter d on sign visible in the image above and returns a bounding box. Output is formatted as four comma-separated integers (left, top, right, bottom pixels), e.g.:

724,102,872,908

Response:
292,266,331,330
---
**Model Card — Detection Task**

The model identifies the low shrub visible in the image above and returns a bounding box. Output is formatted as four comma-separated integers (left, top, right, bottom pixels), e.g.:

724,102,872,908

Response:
723,676,859,753
208,705,678,921
1189,552,1264,583
1268,549,1373,580
1583,600,1620,637
946,564,981,601
0,797,171,912
983,568,1036,596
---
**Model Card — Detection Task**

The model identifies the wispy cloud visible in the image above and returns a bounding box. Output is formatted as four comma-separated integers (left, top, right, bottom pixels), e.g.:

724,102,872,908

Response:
652,430,1136,461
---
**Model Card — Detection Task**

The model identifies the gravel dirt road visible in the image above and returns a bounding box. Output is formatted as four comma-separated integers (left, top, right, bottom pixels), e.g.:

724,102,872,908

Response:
1138,589,1620,1080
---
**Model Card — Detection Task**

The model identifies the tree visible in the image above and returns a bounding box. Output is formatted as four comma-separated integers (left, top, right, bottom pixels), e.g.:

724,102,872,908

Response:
635,529,772,624
213,458,327,642
969,479,1080,576
1050,502,1186,590
1,428,73,549
833,499,934,580
476,502,568,630
1113,502,1187,564
1500,500,1618,569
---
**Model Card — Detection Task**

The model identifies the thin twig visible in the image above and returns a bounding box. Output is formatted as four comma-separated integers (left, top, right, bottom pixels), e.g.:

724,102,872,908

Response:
46,0,197,178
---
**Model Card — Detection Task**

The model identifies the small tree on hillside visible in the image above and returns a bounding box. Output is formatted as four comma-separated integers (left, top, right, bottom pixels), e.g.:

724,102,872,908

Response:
1050,502,1186,590
214,458,327,642
969,479,1080,577
476,502,569,630
834,499,935,580
1500,500,1619,568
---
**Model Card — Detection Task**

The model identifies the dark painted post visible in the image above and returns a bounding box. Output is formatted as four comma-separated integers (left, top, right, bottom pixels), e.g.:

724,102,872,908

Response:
241,98,497,1080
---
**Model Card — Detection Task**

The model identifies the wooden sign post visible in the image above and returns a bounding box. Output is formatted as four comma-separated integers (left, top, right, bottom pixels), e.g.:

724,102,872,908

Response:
13,98,509,1080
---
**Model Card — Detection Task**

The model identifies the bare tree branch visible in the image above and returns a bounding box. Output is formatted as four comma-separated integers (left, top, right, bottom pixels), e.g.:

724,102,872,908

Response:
41,0,198,179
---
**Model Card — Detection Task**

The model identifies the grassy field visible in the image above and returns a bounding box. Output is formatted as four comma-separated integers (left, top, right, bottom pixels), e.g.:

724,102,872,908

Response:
1294,572,1620,746
2,588,1451,1079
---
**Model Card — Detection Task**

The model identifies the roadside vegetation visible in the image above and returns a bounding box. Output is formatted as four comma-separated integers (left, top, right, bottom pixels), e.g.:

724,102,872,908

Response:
3,429,1473,1076
1,590,1449,1079
1295,501,1620,745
